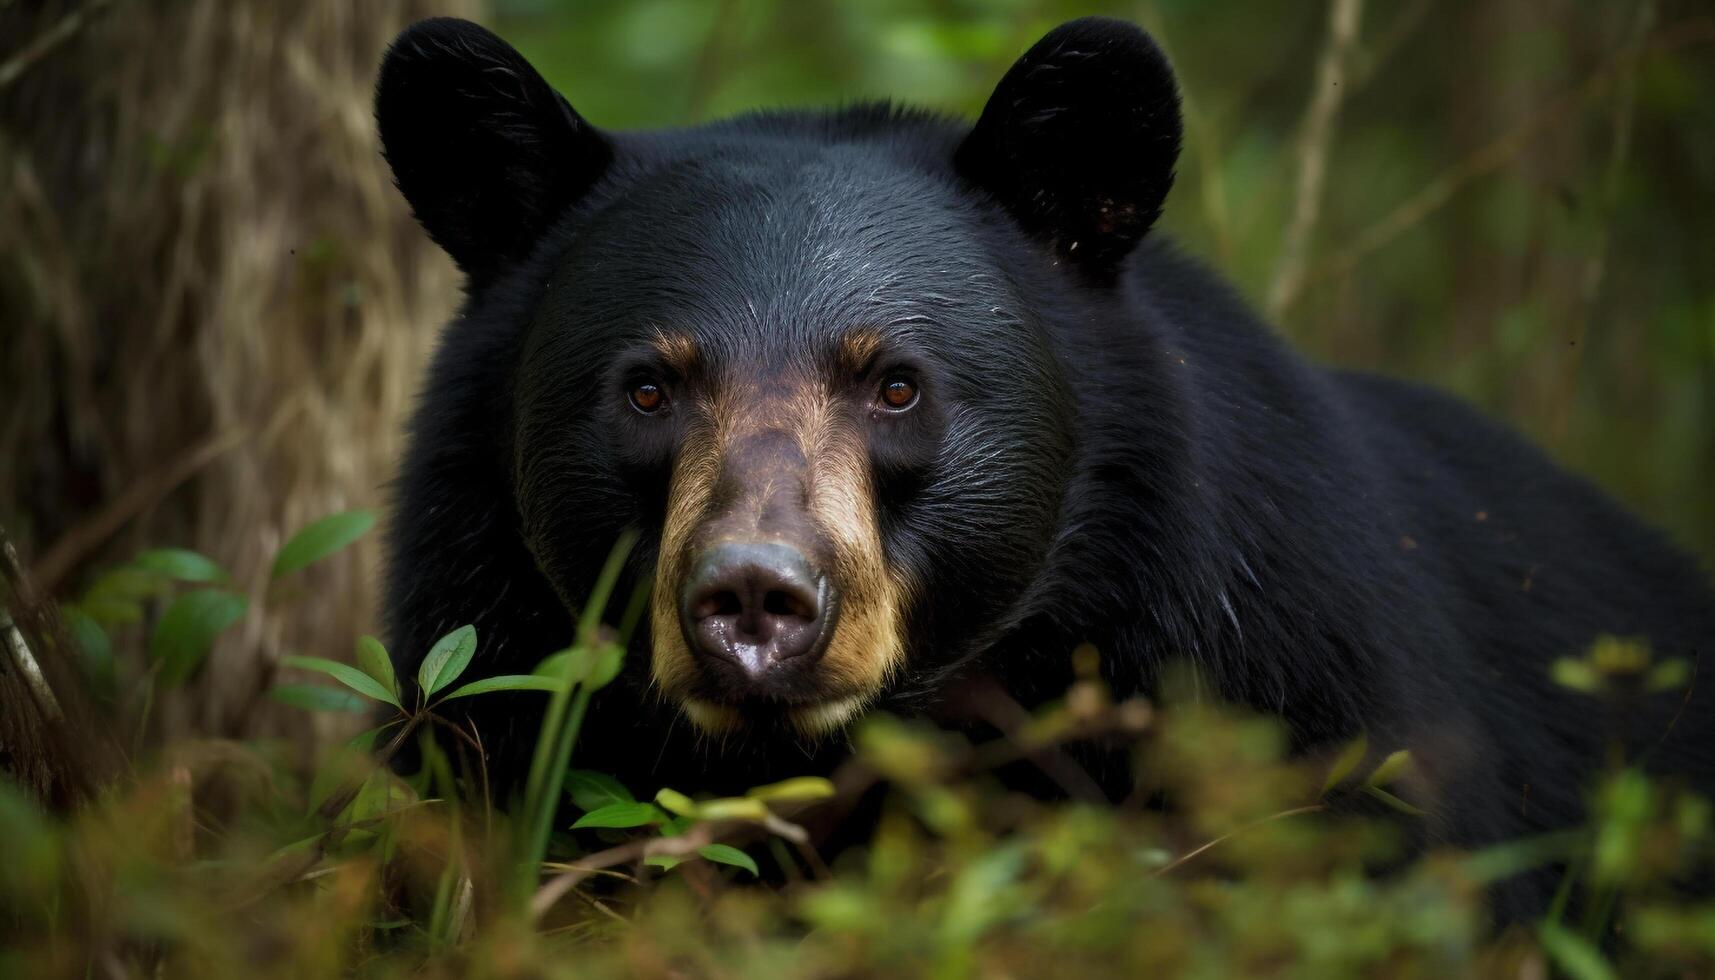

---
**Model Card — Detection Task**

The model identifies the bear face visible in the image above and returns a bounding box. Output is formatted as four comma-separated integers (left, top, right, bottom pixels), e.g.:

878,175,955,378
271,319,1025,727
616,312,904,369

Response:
377,17,1176,740
511,150,1077,736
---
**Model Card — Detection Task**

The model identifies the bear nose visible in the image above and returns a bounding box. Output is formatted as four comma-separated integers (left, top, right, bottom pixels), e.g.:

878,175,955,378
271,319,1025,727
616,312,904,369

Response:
680,541,830,679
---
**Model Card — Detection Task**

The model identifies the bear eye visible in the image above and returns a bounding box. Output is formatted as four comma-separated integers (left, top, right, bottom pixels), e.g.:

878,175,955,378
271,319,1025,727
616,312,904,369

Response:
878,377,919,412
629,382,667,415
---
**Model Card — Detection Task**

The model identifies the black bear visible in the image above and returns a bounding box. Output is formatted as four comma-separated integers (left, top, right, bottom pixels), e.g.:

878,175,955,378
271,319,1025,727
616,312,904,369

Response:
375,16,1714,914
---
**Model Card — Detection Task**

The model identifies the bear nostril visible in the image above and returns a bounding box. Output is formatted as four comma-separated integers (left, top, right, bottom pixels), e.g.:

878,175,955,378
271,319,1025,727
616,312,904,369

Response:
762,589,813,620
680,541,833,678
693,590,743,620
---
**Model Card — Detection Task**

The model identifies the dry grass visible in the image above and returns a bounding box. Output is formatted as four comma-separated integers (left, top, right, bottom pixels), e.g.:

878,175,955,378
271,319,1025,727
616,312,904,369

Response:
0,0,476,746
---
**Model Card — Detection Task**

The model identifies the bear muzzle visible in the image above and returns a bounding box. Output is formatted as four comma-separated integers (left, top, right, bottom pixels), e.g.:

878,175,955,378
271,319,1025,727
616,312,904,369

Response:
648,375,910,737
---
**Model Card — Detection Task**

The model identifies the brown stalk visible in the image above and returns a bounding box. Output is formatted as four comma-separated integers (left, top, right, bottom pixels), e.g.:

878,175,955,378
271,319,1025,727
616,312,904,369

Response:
1292,17,1715,306
0,0,113,91
1266,0,1367,322
31,427,248,593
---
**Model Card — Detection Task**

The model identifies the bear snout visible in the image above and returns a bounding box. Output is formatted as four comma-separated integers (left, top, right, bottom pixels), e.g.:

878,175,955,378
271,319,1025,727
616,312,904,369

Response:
679,539,840,688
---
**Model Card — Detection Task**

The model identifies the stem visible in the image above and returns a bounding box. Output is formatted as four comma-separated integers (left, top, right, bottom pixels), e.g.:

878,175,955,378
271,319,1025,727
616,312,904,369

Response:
522,686,593,885
1151,804,1327,878
514,531,638,901
1265,0,1366,321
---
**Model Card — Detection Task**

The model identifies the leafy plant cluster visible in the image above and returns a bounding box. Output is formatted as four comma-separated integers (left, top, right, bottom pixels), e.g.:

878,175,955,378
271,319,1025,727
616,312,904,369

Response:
2,516,1713,978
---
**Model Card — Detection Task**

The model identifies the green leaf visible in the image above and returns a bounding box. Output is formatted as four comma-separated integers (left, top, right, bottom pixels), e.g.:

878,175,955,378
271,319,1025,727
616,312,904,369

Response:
77,594,145,626
697,844,758,876
1363,785,1427,817
570,802,664,830
1538,922,1617,980
262,832,328,867
746,776,836,803
696,797,770,822
417,624,477,697
534,648,588,685
354,636,396,700
1322,735,1369,794
654,788,698,817
271,683,370,714
270,510,375,580
1552,657,1601,694
64,606,115,697
1460,831,1579,885
132,548,226,583
587,643,625,690
1646,658,1691,692
566,770,635,811
645,853,690,871
347,770,414,823
80,566,167,625
281,655,399,708
307,726,394,811
0,780,61,894
346,722,400,753
942,842,1029,940
438,674,562,701
84,566,169,602
149,589,248,686
1365,749,1413,788
658,815,695,838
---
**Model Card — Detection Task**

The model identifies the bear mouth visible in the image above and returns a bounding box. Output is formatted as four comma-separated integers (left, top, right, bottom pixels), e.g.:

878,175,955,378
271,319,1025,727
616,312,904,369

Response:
679,692,872,739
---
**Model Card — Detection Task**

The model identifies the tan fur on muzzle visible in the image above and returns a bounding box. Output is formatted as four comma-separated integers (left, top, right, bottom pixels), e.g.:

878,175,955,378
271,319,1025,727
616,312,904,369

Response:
649,372,910,737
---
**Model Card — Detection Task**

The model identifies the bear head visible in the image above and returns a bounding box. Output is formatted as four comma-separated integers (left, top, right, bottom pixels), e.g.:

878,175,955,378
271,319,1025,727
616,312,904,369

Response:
376,16,1182,739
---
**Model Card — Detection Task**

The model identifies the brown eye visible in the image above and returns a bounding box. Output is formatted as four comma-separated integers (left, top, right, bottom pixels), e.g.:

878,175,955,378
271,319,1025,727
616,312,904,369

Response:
879,377,918,411
629,383,666,414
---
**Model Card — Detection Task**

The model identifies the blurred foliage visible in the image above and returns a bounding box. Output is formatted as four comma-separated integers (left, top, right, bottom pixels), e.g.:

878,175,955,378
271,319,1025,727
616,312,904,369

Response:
495,0,1715,564
3,520,1713,977
6,601,1715,976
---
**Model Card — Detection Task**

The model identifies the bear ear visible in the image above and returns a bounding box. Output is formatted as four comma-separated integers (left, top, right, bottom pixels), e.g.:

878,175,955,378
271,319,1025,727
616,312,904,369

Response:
376,18,611,282
955,17,1182,274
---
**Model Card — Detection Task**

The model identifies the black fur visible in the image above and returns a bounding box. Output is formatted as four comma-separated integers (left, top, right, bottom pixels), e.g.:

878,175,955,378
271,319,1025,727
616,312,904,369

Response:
376,17,1715,920
376,17,611,281
958,16,1182,273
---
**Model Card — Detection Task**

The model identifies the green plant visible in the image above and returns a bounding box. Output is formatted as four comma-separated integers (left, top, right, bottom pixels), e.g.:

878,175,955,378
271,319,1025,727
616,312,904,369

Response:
3,525,1713,978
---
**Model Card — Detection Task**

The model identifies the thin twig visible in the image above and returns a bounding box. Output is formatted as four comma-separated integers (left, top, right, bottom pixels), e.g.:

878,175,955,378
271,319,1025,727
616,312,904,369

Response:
530,824,718,921
1151,804,1326,878
1550,0,1655,443
0,584,60,718
1291,17,1715,307
1346,0,1432,92
1266,0,1367,322
33,427,249,592
0,0,113,92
